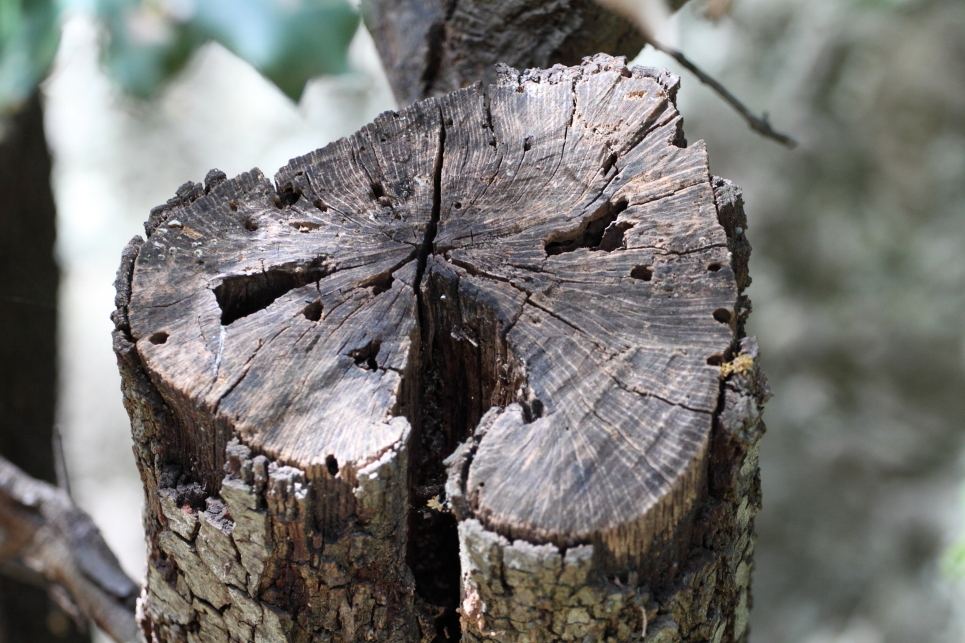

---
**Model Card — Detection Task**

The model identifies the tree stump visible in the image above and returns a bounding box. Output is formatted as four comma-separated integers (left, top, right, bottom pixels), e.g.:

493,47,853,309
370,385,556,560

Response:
113,54,768,643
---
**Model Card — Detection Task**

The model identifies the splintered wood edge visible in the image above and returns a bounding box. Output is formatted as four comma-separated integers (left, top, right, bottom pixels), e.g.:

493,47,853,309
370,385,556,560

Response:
115,53,747,572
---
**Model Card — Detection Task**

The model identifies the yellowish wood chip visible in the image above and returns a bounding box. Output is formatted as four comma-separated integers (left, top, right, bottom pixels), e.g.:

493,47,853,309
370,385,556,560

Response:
720,354,755,379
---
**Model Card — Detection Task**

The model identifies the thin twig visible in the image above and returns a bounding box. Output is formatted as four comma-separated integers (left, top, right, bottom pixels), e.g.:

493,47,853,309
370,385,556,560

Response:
52,424,72,497
646,38,797,148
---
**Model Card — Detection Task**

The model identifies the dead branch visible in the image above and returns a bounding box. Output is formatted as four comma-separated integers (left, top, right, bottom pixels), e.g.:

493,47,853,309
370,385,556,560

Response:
0,454,139,642
646,36,798,148
591,0,795,146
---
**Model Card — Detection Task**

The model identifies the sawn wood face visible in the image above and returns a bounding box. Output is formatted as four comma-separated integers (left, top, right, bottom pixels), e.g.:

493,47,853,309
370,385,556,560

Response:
125,55,740,567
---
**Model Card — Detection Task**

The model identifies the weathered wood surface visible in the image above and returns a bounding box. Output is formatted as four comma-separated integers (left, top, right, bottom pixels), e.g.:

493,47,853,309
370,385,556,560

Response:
361,0,648,106
114,54,767,643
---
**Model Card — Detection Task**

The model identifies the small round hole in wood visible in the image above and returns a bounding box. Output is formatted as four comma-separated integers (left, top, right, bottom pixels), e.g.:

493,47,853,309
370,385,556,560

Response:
148,331,169,345
303,301,323,322
713,308,732,324
630,265,653,281
325,454,339,476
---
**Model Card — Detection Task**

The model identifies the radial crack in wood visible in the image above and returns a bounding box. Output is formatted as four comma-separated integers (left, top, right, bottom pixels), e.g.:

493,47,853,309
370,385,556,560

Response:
114,54,766,643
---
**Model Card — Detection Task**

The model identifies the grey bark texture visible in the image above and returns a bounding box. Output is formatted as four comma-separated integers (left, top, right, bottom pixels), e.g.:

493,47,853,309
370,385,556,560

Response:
113,54,767,643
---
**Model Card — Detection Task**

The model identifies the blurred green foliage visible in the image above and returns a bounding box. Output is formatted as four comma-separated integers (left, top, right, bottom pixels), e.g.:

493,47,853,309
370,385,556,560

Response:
941,490,965,581
96,0,359,100
0,0,60,118
1,0,358,124
943,538,965,581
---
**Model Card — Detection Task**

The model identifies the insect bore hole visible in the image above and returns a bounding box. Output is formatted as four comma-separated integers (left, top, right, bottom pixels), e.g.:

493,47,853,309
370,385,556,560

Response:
713,308,733,324
707,262,722,272
707,354,725,366
149,331,169,345
630,265,653,281
350,340,381,371
243,216,259,231
303,301,323,322
325,455,339,477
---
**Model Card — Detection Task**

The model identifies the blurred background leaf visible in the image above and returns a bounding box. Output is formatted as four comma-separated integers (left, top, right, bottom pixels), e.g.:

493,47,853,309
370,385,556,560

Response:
0,0,60,119
95,0,358,100
944,536,965,581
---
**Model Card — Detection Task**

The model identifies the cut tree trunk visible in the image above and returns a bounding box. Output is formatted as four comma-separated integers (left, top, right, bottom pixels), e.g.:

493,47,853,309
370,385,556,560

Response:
114,54,768,643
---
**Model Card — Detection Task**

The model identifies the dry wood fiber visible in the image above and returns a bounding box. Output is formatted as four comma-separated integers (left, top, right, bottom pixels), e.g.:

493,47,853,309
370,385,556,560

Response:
113,54,768,643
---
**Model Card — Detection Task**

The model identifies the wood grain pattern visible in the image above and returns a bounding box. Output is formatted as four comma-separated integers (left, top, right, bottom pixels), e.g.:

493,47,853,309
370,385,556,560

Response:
115,54,764,643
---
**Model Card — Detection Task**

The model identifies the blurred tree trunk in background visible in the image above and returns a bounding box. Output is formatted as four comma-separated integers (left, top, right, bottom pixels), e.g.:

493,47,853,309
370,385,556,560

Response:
0,93,90,643
361,0,646,106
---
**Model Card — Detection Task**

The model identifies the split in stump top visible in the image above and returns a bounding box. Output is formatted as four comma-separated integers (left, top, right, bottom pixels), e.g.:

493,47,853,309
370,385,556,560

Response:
121,54,747,569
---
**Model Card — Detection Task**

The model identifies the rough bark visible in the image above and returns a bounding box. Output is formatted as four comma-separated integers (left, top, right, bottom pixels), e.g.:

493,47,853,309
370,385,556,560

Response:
114,54,766,643
361,0,647,106
0,92,92,642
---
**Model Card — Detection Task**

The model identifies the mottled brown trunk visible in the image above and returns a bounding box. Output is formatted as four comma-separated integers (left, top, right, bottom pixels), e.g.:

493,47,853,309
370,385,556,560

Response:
0,94,91,642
